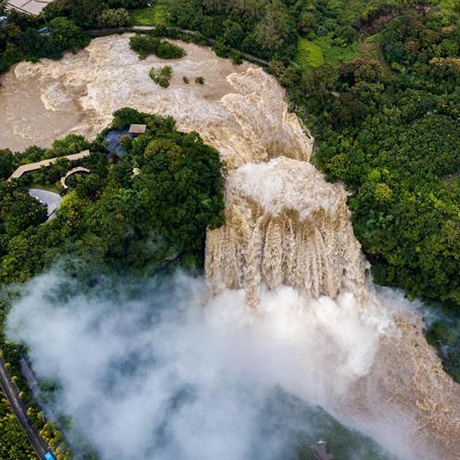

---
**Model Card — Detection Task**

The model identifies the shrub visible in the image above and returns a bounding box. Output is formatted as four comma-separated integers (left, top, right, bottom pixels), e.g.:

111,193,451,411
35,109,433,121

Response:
129,35,185,60
150,66,173,88
183,76,190,84
97,8,133,28
155,41,186,59
195,76,205,85
231,51,243,65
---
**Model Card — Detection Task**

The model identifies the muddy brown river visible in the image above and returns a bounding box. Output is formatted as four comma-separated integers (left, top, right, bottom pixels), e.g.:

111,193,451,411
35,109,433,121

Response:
0,35,248,154
0,35,310,170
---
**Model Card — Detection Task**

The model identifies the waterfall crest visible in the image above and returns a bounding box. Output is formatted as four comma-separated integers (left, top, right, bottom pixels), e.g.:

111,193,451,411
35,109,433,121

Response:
206,158,368,306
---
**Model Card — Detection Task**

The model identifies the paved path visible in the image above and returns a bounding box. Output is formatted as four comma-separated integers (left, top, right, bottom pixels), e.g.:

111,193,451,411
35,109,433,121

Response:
28,189,62,218
60,167,90,189
90,26,270,67
0,354,51,459
9,150,90,181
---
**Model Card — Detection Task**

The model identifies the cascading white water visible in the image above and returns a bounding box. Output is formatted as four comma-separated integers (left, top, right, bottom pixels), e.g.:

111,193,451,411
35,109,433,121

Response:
1,34,459,459
206,158,368,306
205,67,460,460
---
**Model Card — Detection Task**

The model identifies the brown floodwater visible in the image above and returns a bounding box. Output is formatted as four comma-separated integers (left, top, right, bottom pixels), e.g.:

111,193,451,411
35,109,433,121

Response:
0,70,85,152
0,35,244,151
0,34,311,169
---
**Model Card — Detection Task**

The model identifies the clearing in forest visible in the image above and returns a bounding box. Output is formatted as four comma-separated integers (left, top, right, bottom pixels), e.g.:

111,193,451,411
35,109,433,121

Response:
295,37,358,69
132,0,171,26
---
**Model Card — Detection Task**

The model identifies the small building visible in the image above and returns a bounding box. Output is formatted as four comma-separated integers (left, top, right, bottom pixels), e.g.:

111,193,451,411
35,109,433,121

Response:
38,26,50,36
4,0,54,16
311,441,334,460
129,124,147,135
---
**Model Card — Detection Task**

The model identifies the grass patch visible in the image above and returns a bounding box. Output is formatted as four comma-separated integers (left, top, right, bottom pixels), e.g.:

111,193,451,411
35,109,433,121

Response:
132,0,171,26
313,36,359,67
296,36,358,69
295,38,324,69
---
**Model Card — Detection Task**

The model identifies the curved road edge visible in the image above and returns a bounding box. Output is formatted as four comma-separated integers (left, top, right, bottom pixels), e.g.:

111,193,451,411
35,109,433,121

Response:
0,353,52,459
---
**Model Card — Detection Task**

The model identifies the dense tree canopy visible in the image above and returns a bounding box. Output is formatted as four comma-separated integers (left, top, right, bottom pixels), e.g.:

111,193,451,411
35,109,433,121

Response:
0,109,225,284
0,9,89,74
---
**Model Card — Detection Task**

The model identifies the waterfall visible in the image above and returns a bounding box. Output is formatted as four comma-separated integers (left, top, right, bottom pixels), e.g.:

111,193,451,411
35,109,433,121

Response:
1,34,459,459
205,68,460,460
206,158,368,306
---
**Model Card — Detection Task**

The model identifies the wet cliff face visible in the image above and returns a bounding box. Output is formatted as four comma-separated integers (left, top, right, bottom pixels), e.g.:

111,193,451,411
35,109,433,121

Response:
1,34,459,460
206,158,368,307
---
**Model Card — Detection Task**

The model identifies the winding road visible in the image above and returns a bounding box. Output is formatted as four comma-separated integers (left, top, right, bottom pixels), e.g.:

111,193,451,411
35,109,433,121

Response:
0,354,52,459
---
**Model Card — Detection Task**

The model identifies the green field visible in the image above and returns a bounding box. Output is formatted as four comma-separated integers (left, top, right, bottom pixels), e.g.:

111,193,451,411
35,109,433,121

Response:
132,0,171,26
440,0,459,13
296,38,324,68
296,36,358,69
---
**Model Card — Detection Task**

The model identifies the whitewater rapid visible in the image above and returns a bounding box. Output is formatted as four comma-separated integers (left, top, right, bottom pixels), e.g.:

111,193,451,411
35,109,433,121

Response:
1,34,459,460
0,35,309,169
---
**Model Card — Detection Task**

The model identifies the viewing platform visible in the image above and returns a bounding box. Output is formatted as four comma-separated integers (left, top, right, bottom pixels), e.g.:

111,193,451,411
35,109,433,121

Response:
8,150,90,181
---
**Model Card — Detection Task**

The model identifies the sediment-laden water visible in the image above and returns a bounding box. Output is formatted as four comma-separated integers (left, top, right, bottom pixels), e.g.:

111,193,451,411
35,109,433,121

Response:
0,35,308,169
1,35,459,460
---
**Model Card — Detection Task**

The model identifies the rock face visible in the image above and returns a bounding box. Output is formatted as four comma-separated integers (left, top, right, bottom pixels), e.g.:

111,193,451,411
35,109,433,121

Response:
0,34,459,460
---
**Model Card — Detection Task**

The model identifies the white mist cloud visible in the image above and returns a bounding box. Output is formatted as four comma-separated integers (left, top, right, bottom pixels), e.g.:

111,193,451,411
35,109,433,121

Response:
6,271,422,460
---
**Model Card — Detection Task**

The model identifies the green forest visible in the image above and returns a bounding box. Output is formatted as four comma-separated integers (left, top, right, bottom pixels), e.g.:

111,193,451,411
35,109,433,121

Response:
1,108,225,283
1,0,460,457
0,108,225,459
